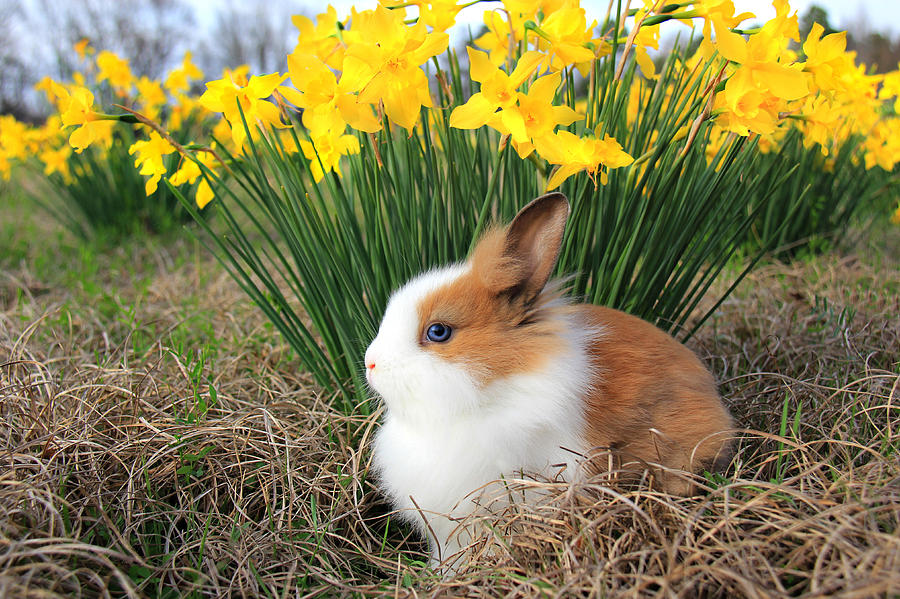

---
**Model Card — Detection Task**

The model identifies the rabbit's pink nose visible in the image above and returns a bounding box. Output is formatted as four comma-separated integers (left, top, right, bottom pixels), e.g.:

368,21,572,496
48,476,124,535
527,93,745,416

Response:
364,347,376,371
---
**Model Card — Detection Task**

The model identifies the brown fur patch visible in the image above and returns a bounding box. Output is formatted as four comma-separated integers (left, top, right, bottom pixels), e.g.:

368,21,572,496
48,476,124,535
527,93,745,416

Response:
577,304,733,493
469,227,529,293
415,266,570,385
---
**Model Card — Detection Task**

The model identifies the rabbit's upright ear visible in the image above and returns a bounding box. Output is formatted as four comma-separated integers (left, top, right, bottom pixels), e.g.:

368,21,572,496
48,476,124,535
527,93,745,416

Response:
472,193,570,301
505,192,570,300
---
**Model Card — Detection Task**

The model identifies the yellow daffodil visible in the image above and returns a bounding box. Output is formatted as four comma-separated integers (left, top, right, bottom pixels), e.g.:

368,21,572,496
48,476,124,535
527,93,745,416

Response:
677,0,755,60
170,147,219,208
0,115,28,161
536,128,634,190
0,151,10,180
863,117,900,171
802,23,854,94
279,129,301,154
37,116,65,144
222,65,251,87
797,95,843,154
165,51,204,96
487,73,581,158
449,48,544,130
279,50,381,134
136,77,167,110
891,204,900,225
692,0,755,26
22,121,49,155
417,1,465,32
709,0,811,137
169,94,203,131
633,21,661,78
299,129,360,182
340,5,449,131
40,146,72,181
129,131,176,195
878,65,900,114
835,64,882,123
74,38,93,60
473,1,568,66
292,6,345,70
199,71,288,149
507,0,565,32
96,50,135,92
34,77,70,110
60,86,108,152
713,15,808,103
474,9,522,67
713,68,781,136
531,5,599,75
211,118,234,149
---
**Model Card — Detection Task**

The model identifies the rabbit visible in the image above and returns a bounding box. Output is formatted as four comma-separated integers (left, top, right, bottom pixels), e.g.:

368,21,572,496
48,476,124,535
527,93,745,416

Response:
364,192,733,568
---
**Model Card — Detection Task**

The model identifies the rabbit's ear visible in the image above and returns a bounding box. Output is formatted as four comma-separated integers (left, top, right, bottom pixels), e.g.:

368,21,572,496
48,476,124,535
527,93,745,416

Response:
477,193,569,301
472,193,570,299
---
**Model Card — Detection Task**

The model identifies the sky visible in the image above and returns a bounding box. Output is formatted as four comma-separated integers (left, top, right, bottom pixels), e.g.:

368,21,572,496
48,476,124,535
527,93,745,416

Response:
733,0,900,33
310,0,900,35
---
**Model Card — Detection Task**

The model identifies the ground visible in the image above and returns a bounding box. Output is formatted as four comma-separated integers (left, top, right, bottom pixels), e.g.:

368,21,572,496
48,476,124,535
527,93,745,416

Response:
1,187,898,598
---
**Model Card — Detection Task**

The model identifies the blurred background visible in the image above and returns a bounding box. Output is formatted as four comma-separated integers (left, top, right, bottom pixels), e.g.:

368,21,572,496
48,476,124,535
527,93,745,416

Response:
2,0,900,123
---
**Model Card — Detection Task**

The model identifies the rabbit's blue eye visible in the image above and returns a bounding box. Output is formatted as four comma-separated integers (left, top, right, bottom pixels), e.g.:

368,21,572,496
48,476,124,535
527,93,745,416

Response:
426,323,451,342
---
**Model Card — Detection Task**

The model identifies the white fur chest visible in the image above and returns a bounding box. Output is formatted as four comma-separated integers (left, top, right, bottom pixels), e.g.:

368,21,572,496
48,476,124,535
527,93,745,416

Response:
370,358,590,559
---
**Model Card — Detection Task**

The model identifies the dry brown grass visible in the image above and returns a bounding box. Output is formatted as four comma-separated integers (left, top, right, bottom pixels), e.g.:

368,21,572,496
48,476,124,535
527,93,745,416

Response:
0,210,898,597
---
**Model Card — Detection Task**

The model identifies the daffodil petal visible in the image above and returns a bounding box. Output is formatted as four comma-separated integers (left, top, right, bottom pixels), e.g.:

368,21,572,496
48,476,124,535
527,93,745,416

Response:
384,87,420,131
512,139,534,159
635,47,656,78
546,164,581,191
466,47,495,83
713,17,748,63
336,94,382,132
552,105,581,126
248,73,288,98
255,100,287,127
499,108,528,143
277,85,306,108
340,56,375,93
145,173,160,196
196,179,214,209
410,31,449,65
68,125,94,152
449,93,495,129
553,42,595,67
528,73,562,105
509,51,545,88
755,63,809,100
287,52,335,91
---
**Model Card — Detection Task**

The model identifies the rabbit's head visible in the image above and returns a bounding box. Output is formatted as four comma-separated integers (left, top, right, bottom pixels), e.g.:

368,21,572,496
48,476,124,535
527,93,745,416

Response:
364,193,579,422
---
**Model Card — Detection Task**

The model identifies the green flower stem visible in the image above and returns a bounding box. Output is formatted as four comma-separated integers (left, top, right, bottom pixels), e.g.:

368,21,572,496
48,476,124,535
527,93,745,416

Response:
526,150,547,177
469,138,508,253
625,2,690,17
92,112,141,124
523,20,551,42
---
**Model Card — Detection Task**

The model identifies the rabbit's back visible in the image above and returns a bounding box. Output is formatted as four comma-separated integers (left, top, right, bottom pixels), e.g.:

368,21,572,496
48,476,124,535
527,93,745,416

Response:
576,304,733,491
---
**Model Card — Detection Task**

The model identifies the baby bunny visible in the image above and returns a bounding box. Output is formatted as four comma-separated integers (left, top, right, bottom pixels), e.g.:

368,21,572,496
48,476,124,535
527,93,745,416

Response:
364,193,732,567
